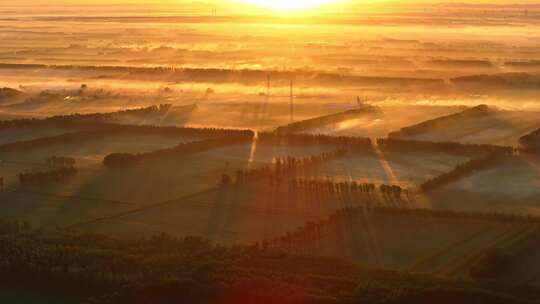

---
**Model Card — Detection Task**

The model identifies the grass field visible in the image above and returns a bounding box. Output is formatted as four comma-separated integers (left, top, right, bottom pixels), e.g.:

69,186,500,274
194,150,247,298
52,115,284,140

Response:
0,138,340,230
428,155,540,215
392,109,540,146
303,105,465,138
0,124,83,146
268,210,536,274
303,148,469,188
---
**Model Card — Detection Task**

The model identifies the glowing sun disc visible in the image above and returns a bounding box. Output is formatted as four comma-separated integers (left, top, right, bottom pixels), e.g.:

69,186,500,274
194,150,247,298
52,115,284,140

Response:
240,0,336,10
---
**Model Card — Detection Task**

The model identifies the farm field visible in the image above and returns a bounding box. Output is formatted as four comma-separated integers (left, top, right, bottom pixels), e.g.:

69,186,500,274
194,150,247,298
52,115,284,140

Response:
185,102,338,131
302,105,466,138
390,106,540,146
71,175,409,243
0,135,343,228
68,145,469,244
270,210,534,273
0,124,84,146
489,227,540,286
303,148,470,188
2,2,540,302
428,155,540,215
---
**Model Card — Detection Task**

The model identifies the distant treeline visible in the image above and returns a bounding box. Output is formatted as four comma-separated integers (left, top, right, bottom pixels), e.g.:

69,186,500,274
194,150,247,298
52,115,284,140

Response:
19,166,77,185
259,133,512,157
0,124,251,153
104,131,254,168
451,72,540,90
388,105,491,138
0,218,534,304
0,104,195,131
275,106,380,135
227,149,348,186
420,151,510,192
504,60,540,69
376,138,513,156
0,62,446,88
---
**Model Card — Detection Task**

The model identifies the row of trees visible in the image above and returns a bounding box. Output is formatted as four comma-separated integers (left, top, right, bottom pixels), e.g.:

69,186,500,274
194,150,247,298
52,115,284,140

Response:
0,131,101,153
104,132,253,168
274,106,380,134
0,104,194,131
376,138,514,156
224,149,348,186
421,151,510,192
45,156,76,168
0,124,253,154
257,133,513,158
258,132,373,150
290,178,406,199
389,105,491,138
19,166,78,185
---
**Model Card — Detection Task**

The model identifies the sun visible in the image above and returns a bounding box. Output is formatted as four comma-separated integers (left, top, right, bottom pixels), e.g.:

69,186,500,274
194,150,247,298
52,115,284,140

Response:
239,0,337,11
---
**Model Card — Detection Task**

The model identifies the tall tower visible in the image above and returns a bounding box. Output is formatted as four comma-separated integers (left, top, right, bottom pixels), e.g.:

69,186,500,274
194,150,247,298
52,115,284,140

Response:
263,74,270,114
266,74,270,104
289,80,294,123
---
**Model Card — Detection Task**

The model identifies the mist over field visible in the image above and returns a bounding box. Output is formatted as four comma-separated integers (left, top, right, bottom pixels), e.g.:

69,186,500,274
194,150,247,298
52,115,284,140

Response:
1,1,540,304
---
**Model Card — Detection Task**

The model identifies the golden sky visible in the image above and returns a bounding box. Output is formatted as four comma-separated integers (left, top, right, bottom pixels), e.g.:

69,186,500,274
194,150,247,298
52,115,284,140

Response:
2,0,538,16
3,0,539,4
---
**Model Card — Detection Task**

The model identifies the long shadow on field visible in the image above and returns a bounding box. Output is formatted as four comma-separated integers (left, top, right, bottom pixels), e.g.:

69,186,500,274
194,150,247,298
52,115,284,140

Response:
207,185,247,243
207,186,231,242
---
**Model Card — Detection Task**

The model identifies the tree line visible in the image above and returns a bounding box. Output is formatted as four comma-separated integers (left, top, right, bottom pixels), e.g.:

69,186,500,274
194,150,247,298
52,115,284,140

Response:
19,166,77,185
420,151,510,192
18,155,78,185
0,104,194,131
388,105,491,138
290,178,407,200
274,106,380,135
376,138,513,156
257,133,513,157
104,131,254,168
258,132,373,151
0,124,252,153
223,149,348,186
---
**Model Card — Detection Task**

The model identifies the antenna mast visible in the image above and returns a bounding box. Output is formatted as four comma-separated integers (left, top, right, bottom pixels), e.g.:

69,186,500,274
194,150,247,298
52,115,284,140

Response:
289,80,294,123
